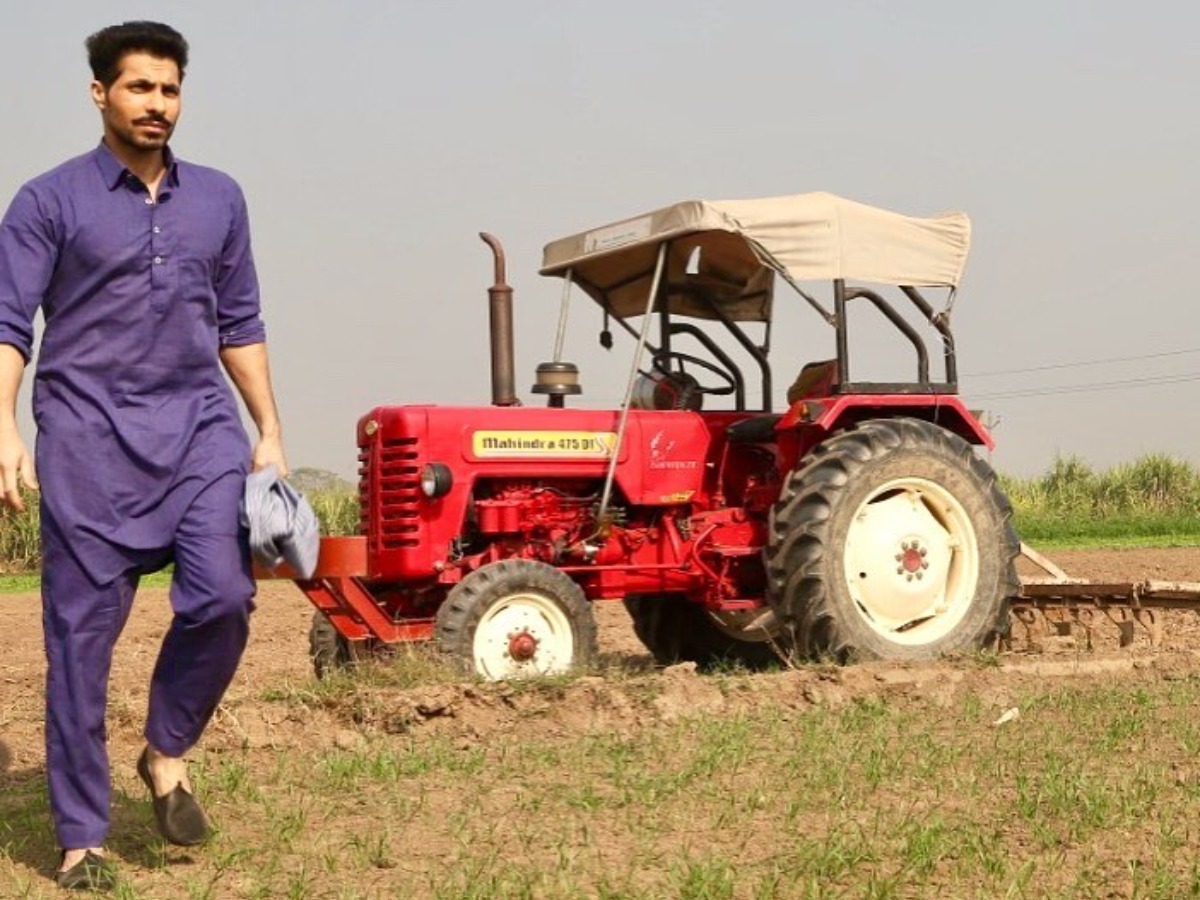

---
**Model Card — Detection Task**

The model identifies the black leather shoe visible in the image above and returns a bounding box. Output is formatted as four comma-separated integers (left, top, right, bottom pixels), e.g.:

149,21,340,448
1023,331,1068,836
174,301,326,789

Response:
56,850,116,891
137,748,211,846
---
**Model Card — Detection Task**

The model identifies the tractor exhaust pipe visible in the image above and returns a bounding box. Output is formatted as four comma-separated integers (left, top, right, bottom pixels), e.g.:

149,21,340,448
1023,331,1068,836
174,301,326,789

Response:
479,232,518,407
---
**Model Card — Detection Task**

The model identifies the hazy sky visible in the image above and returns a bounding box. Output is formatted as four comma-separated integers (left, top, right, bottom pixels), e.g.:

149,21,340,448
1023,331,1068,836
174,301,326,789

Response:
2,0,1197,479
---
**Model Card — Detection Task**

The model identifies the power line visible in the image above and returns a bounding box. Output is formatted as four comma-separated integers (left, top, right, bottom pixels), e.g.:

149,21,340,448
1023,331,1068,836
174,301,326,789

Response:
973,371,1200,401
964,347,1200,378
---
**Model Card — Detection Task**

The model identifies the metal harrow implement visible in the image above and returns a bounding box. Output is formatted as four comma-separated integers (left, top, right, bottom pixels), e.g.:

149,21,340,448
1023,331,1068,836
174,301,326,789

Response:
1013,543,1200,650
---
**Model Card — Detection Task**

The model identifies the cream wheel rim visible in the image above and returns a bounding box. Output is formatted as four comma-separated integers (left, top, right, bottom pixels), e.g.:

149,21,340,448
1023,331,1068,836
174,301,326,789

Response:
842,477,980,645
472,591,575,680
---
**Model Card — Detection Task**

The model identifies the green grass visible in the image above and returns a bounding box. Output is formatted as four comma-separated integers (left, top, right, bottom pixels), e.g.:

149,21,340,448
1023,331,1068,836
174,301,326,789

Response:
242,677,1200,896
9,659,1200,896
0,571,173,595
245,674,1199,898
0,574,40,594
1013,514,1200,549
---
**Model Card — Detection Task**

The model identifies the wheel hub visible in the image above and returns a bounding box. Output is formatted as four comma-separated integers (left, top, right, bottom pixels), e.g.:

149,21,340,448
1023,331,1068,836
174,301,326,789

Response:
508,630,539,661
897,540,930,578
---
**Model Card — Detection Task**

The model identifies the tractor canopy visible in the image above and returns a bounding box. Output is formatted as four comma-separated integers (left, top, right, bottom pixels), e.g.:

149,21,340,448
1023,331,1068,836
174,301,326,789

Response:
539,192,971,323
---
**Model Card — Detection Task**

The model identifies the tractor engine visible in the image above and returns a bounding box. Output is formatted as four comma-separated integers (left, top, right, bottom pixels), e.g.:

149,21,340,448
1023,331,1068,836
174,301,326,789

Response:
471,480,603,565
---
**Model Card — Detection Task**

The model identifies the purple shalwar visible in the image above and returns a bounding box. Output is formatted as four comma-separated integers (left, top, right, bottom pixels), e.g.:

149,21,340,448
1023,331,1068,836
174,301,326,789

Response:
0,142,265,849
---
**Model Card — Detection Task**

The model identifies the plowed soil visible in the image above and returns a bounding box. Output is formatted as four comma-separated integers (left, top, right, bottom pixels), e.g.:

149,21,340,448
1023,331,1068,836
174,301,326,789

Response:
3,546,1200,760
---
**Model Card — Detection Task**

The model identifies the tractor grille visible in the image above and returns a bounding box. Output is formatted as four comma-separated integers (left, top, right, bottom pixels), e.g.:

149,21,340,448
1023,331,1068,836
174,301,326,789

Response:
359,436,421,550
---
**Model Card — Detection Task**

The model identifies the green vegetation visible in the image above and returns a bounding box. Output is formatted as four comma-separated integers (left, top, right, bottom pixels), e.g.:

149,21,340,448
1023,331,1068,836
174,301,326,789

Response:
0,489,39,575
307,489,360,538
1001,453,1200,547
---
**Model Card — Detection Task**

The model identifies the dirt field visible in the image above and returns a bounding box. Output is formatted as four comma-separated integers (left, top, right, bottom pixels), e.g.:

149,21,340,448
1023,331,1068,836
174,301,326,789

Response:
2,547,1200,897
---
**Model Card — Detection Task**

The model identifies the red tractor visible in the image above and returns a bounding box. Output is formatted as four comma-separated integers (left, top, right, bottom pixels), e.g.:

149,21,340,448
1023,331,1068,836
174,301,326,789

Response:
300,192,1020,679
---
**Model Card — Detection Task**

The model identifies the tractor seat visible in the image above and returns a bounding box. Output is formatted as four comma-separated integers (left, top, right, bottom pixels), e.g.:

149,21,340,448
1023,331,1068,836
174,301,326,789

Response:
786,358,838,405
727,414,782,444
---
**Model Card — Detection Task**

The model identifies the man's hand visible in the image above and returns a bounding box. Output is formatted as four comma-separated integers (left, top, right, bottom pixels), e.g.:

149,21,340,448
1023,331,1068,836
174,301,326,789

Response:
252,432,289,478
0,425,38,512
0,345,35,511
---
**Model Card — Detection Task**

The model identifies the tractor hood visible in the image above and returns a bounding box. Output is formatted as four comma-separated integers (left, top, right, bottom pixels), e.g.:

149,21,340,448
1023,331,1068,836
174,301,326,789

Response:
540,192,971,322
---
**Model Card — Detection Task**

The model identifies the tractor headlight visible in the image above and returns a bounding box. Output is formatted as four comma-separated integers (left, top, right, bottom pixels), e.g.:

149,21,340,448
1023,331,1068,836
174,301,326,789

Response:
420,463,453,499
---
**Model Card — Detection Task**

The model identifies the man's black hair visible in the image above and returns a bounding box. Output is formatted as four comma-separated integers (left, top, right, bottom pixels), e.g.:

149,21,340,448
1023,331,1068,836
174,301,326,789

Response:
86,21,189,87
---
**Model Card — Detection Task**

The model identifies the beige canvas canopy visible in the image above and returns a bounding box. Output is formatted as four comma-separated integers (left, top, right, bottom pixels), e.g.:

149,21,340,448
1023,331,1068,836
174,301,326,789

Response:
540,192,971,322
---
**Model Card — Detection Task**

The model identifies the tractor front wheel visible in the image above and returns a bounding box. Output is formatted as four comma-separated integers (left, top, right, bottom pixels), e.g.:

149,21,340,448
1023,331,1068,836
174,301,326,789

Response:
436,559,599,680
623,594,782,670
766,418,1019,662
308,611,374,678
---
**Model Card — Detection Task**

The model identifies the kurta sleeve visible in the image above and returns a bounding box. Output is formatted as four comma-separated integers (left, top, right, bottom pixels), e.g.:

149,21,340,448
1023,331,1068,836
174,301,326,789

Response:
0,186,58,362
215,185,266,348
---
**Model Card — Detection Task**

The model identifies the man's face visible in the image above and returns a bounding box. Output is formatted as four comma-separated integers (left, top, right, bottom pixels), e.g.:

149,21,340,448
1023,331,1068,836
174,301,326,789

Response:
91,52,182,154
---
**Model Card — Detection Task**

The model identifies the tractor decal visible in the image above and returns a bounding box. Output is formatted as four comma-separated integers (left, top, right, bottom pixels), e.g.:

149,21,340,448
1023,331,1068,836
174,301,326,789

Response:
471,430,617,459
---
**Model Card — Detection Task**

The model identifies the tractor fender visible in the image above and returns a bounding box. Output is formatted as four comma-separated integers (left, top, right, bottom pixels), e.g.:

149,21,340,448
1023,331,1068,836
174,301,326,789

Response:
776,394,994,450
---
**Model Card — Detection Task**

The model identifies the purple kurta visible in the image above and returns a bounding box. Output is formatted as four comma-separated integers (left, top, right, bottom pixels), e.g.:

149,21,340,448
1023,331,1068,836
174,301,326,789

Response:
1,142,265,848
0,142,264,582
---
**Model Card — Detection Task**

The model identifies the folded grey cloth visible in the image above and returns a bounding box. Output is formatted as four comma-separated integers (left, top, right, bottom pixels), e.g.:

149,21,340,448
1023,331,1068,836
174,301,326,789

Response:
241,465,321,578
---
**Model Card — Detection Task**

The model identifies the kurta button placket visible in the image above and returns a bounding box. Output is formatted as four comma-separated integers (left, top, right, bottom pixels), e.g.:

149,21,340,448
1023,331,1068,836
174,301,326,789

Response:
149,196,168,303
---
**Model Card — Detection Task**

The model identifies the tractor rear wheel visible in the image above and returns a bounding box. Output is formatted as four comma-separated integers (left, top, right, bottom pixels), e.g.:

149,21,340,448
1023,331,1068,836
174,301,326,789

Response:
766,418,1019,662
623,594,782,670
436,559,598,680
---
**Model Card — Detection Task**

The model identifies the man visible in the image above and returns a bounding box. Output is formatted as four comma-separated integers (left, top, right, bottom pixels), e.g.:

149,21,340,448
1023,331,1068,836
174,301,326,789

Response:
0,22,286,890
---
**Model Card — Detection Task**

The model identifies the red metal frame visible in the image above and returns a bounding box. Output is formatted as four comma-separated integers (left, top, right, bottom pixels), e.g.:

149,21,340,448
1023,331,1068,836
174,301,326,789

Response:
258,536,435,644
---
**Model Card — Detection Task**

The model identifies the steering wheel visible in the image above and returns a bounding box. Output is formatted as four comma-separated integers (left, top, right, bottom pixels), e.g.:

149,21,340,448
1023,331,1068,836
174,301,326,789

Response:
649,351,737,397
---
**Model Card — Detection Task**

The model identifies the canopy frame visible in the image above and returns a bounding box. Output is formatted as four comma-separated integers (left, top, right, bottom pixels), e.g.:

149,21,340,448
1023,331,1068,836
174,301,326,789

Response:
540,193,970,411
